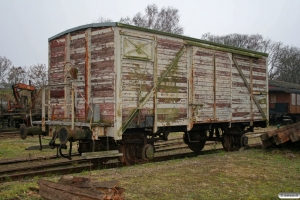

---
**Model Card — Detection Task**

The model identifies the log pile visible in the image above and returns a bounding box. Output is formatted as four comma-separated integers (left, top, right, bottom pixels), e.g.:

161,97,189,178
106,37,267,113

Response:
38,176,124,200
260,122,300,148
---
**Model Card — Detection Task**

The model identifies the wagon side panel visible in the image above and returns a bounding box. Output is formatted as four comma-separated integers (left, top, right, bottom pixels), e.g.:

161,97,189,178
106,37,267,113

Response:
192,48,214,122
192,48,232,123
90,29,115,123
120,34,154,128
231,55,251,121
215,51,232,122
156,37,188,127
70,30,86,119
48,36,66,120
252,57,268,120
231,55,268,122
119,32,188,129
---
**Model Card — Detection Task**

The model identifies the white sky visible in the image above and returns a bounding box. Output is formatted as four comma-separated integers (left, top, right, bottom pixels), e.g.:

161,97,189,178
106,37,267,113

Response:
1,0,299,67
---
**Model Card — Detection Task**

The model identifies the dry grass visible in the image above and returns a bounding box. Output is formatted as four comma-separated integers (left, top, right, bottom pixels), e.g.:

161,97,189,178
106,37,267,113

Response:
89,147,300,200
0,135,77,161
1,146,300,199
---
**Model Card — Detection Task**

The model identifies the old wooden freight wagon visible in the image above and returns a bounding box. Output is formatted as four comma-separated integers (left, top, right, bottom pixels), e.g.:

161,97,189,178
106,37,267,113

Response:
22,22,268,165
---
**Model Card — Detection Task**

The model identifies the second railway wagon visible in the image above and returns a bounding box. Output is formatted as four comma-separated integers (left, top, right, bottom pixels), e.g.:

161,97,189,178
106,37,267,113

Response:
21,22,268,165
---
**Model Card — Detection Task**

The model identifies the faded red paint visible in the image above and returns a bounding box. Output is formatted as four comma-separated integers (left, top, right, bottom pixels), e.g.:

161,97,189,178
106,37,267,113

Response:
48,25,267,130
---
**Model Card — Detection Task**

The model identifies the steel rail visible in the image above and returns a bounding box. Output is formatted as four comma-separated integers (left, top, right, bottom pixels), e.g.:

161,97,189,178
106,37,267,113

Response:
0,142,262,182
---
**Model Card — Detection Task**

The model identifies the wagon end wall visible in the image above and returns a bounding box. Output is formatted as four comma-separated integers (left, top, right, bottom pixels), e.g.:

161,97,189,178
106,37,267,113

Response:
48,28,115,123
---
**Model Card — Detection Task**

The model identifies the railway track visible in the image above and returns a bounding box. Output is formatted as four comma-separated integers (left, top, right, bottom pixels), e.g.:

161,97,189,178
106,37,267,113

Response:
0,132,263,166
0,159,93,182
0,153,80,165
0,128,19,133
0,137,185,166
0,129,19,139
0,139,262,182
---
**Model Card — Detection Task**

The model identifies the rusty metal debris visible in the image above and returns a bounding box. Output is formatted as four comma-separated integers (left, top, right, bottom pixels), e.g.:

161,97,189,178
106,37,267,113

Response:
260,122,300,148
38,176,124,200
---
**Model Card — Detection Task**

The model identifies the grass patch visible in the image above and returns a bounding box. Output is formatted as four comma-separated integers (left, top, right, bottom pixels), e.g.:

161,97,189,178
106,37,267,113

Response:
0,181,41,199
2,147,299,199
0,135,78,160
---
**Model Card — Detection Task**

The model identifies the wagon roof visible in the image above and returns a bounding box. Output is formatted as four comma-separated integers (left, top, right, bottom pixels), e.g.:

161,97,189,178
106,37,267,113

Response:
269,80,300,90
49,22,268,57
269,80,300,94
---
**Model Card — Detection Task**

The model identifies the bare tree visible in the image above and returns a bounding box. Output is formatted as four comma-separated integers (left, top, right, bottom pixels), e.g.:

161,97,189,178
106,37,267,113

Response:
119,16,133,25
201,33,300,83
0,56,12,87
201,33,267,51
266,41,284,80
273,46,300,84
6,66,28,85
94,15,113,23
123,4,184,34
96,4,184,34
28,63,48,87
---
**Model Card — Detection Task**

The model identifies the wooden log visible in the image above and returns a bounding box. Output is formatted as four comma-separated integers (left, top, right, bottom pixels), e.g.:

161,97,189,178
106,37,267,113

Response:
39,176,124,200
115,187,125,196
260,132,269,140
261,137,274,148
290,130,300,142
269,122,300,137
93,180,119,189
273,124,300,144
261,122,300,147
38,180,105,200
72,176,90,183
267,124,292,137
58,175,92,187
273,128,294,145
103,191,114,200
39,182,81,200
58,175,75,184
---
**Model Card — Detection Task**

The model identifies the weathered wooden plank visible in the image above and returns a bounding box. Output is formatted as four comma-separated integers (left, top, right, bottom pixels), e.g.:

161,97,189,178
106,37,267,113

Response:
39,184,80,200
121,46,185,132
273,128,293,145
38,180,104,200
232,55,267,121
290,130,300,142
261,137,274,148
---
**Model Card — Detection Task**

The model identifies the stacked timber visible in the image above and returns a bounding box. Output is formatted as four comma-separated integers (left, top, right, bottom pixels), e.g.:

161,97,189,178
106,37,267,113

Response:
38,176,124,200
260,122,300,148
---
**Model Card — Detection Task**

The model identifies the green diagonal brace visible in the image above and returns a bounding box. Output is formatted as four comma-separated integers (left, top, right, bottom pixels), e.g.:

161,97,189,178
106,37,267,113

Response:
232,56,267,120
121,46,185,133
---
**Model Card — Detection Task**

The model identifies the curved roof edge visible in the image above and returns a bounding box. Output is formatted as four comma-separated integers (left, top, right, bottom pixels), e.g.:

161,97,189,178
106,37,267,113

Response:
49,22,268,57
269,80,300,90
48,22,118,41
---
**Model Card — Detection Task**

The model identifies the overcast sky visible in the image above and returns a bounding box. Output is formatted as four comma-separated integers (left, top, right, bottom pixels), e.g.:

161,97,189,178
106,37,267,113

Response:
1,0,299,67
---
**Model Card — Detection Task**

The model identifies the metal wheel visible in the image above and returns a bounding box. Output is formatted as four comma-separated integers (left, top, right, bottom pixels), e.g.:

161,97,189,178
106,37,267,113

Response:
187,140,206,154
222,134,236,151
222,127,247,151
119,144,140,166
142,144,155,160
184,131,206,154
120,143,151,166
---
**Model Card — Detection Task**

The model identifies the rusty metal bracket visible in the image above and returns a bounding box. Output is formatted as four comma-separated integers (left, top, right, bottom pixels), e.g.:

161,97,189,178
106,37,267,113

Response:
121,46,186,133
232,55,267,120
